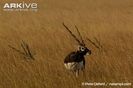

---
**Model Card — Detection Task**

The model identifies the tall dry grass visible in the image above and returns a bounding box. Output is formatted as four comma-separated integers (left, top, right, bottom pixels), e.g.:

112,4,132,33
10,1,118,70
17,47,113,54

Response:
0,0,133,88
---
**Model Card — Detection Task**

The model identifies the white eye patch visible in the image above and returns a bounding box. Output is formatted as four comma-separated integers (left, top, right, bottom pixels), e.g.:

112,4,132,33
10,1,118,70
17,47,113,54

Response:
81,47,85,51
78,46,86,51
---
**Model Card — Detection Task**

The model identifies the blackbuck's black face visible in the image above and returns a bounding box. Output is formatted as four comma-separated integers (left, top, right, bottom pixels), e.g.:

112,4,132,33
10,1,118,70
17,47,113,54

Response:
78,46,91,55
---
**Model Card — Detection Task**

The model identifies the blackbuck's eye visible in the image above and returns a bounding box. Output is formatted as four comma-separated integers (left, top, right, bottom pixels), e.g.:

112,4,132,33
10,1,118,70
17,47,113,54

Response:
81,47,85,51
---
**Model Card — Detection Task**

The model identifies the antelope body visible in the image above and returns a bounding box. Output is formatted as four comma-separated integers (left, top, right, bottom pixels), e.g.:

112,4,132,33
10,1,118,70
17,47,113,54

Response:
62,23,92,77
62,23,102,77
64,46,91,77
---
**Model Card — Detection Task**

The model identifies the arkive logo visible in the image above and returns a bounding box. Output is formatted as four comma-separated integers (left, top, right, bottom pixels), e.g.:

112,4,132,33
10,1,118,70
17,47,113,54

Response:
3,1,38,12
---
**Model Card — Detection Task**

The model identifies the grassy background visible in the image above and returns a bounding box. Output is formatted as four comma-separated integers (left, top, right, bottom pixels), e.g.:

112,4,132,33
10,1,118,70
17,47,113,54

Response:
0,0,133,88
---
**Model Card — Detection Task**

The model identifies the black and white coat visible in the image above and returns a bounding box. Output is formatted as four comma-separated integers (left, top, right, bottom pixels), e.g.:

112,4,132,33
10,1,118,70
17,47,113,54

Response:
64,47,91,77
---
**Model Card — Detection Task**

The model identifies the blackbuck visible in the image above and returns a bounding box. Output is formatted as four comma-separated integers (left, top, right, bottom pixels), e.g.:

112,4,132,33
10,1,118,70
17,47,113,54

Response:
63,23,102,77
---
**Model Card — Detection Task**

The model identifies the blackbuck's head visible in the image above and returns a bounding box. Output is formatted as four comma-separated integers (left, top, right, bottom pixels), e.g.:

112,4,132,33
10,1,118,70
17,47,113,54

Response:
63,22,102,56
78,45,91,55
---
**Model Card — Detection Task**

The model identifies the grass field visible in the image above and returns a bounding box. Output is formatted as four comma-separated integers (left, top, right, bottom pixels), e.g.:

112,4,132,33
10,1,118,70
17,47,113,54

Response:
0,0,133,88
